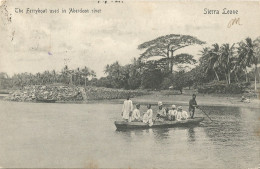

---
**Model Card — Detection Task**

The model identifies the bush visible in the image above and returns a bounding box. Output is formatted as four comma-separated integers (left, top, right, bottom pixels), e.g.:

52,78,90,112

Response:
84,86,148,100
197,81,250,94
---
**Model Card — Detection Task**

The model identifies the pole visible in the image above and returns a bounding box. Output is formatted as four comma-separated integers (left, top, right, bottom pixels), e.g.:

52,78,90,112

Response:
198,107,213,122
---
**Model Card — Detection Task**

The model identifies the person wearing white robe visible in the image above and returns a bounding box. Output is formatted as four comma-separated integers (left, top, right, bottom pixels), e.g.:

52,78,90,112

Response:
168,105,177,121
176,106,189,121
132,104,141,122
143,104,153,126
122,96,133,121
156,101,167,121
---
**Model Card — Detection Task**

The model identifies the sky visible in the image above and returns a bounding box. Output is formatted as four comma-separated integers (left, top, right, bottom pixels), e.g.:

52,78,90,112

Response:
0,0,260,77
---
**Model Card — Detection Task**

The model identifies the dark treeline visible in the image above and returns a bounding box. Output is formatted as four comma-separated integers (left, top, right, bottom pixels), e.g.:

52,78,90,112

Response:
0,66,96,89
0,34,260,94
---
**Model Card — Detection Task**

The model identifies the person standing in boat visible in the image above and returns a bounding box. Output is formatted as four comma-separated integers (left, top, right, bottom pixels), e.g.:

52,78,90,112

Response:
122,96,133,122
131,104,141,122
189,94,198,119
156,101,167,121
143,104,153,126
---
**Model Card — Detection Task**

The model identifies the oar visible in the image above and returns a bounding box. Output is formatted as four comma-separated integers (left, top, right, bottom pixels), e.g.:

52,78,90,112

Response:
198,106,213,122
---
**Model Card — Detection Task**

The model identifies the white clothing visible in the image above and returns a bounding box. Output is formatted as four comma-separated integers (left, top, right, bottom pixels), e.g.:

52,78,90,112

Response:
132,109,141,121
182,111,189,119
157,108,167,117
169,109,177,116
176,110,189,121
143,109,153,125
143,114,149,123
122,100,133,120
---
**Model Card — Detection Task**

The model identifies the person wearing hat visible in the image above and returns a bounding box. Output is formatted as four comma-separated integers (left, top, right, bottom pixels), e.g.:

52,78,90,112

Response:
131,104,141,122
156,101,167,121
176,106,189,121
168,105,177,121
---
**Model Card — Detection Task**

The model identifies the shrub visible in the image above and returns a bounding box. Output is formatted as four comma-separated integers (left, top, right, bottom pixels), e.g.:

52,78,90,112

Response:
197,81,250,94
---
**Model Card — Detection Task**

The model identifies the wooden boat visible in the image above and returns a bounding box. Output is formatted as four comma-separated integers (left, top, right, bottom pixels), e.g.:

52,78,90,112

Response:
115,117,204,130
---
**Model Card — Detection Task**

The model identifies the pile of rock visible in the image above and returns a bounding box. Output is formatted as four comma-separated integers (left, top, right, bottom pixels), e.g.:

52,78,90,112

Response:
4,85,148,102
4,85,83,102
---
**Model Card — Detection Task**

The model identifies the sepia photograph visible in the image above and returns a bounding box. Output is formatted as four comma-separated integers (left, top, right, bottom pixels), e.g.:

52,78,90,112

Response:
0,0,260,168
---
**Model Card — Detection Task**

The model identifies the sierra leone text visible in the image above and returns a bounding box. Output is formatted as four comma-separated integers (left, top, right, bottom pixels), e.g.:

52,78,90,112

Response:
204,8,238,14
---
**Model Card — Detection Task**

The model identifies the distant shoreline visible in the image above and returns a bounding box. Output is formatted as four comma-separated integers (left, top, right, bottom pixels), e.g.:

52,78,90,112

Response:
1,91,259,109
87,95,260,109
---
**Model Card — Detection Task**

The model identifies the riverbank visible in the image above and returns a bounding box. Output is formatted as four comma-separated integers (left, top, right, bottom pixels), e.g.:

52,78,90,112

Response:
87,91,260,109
2,86,259,108
131,92,260,108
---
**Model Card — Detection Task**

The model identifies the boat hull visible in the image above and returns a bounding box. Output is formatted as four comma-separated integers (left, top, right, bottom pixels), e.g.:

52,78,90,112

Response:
115,117,204,130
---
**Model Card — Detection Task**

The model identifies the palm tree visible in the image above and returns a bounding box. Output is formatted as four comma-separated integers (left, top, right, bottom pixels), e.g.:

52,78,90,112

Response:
232,60,242,83
219,43,235,84
51,70,57,83
61,65,71,84
35,72,41,84
237,46,249,82
238,37,258,91
253,37,260,83
200,44,221,81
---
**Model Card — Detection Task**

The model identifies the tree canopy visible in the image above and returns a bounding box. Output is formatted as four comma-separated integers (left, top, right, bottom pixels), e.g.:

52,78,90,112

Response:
138,34,205,73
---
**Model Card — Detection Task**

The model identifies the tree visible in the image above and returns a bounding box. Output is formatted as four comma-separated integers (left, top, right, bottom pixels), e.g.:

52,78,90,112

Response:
0,72,11,89
219,43,236,84
200,45,221,81
80,66,96,87
171,70,186,94
103,59,144,89
253,37,260,82
200,43,236,84
138,34,205,73
60,65,71,84
238,37,259,91
141,61,164,89
104,61,125,88
126,58,144,89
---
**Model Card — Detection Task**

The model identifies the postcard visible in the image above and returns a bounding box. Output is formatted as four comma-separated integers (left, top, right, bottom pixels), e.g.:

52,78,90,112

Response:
0,0,259,168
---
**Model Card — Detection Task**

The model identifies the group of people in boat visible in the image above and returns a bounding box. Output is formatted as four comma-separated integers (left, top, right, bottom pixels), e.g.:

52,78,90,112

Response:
121,94,198,126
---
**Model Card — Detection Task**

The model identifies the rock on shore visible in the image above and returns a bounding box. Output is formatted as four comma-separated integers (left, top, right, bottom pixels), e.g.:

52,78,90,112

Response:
4,85,83,102
4,85,147,102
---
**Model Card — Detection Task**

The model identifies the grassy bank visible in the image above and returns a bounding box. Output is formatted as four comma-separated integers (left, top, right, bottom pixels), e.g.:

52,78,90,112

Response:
84,86,148,100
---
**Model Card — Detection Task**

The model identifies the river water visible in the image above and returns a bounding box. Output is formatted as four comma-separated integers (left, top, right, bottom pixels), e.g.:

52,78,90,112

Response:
0,101,259,168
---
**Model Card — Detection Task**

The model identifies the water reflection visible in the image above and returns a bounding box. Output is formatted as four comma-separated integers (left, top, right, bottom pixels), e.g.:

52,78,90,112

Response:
202,106,243,143
187,127,196,142
116,126,201,146
153,128,169,140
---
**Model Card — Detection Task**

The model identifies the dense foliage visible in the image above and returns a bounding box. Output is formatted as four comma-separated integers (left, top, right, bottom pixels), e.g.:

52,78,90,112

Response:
197,81,250,94
0,66,96,89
